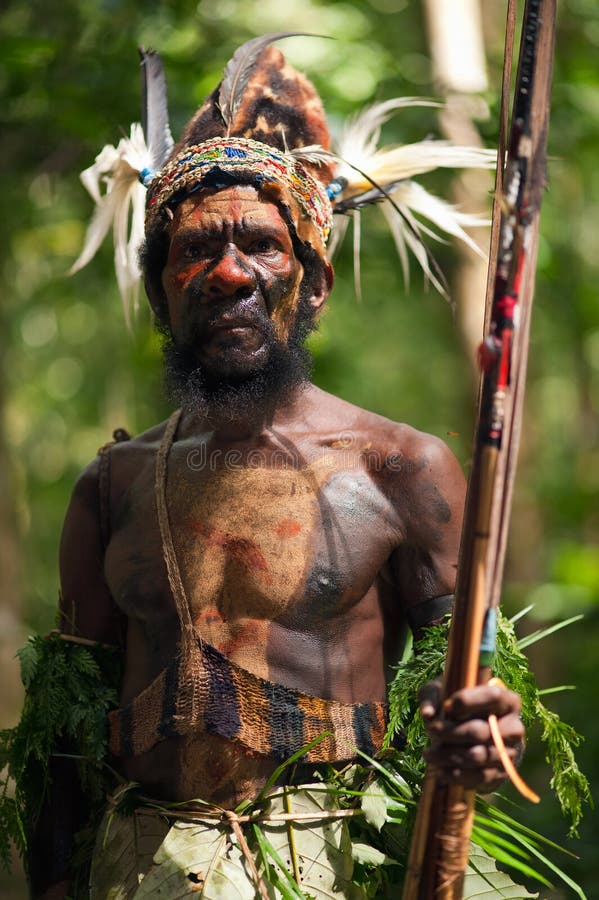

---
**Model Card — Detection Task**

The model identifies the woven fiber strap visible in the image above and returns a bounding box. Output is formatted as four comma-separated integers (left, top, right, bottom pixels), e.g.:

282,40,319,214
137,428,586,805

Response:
107,637,387,762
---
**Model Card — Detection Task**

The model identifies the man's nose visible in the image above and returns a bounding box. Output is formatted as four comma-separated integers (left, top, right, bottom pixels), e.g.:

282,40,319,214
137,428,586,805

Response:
203,247,255,299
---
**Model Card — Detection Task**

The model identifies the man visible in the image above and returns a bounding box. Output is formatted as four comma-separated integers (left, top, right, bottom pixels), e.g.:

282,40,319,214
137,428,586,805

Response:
32,42,523,898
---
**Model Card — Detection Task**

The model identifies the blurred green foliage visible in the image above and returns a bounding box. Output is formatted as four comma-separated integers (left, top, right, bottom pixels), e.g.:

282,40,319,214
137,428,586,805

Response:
1,0,597,895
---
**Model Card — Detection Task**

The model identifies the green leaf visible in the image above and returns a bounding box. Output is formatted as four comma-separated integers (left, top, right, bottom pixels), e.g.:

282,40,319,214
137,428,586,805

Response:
517,614,584,650
252,827,307,900
513,834,588,900
493,613,591,834
353,749,415,801
17,638,40,688
136,820,255,899
92,784,368,899
471,826,552,885
360,780,388,831
463,844,538,899
477,802,577,857
255,785,365,898
509,605,535,625
351,843,391,866
537,685,575,695
0,633,123,878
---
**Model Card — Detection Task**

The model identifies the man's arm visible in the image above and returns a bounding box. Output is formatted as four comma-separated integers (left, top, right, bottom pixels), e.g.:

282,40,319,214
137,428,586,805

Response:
29,457,123,899
387,431,524,791
388,430,465,630
58,456,124,644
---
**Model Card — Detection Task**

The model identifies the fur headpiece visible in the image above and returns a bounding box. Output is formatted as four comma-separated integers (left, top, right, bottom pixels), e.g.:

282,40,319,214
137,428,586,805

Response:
71,34,495,321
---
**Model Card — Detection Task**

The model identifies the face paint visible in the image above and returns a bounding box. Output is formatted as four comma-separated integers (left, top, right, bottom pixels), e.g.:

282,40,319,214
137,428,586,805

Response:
162,185,305,358
158,185,323,424
269,264,304,343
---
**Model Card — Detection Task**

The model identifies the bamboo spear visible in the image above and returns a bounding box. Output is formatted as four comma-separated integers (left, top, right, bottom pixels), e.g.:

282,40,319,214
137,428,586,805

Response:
402,1,556,896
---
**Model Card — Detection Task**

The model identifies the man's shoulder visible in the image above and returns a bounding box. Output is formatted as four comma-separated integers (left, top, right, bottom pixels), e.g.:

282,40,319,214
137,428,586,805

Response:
309,386,458,471
72,416,173,501
312,389,467,553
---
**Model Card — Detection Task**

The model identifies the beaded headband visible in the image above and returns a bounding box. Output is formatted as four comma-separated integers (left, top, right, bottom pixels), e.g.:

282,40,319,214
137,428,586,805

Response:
146,137,333,246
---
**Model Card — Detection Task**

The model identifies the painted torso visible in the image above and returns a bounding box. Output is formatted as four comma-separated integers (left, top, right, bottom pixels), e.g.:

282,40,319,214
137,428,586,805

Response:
97,386,462,803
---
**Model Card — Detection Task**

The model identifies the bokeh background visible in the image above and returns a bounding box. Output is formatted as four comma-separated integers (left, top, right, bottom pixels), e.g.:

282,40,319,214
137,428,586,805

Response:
1,0,597,896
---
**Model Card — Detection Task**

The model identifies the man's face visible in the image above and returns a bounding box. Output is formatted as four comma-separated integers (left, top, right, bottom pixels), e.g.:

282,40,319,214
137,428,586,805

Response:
161,184,304,379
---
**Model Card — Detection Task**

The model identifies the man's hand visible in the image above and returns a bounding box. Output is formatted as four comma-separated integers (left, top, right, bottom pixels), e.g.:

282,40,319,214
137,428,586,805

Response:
419,681,525,792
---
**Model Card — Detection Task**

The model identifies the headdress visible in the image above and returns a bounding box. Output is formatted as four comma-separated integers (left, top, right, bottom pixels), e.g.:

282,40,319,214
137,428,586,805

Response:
70,34,495,322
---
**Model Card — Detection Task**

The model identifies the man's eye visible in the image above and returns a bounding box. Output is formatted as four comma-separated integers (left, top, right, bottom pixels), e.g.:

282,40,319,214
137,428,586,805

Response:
181,246,205,261
251,239,278,254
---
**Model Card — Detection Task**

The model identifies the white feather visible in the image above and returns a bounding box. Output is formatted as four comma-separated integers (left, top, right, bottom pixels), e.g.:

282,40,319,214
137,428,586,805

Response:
375,181,490,299
352,212,362,303
393,201,433,291
70,123,152,323
327,215,350,258
289,144,335,166
329,95,495,300
380,203,410,290
336,98,441,170
391,181,489,259
395,201,448,297
337,140,495,196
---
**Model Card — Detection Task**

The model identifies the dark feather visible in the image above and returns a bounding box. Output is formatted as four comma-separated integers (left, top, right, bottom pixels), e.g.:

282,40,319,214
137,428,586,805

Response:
139,47,174,170
334,183,402,212
218,33,316,134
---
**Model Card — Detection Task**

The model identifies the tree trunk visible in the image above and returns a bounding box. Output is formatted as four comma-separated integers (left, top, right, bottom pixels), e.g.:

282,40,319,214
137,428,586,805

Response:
423,0,493,378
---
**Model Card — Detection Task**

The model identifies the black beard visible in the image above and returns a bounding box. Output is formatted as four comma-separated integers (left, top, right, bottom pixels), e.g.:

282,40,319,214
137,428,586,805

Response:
158,296,317,426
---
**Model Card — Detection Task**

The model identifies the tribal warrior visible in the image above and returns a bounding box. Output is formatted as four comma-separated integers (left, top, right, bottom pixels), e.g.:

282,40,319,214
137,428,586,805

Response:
32,40,523,899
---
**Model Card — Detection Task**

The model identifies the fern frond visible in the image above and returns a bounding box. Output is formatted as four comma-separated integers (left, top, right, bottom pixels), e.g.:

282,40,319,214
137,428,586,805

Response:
0,634,122,876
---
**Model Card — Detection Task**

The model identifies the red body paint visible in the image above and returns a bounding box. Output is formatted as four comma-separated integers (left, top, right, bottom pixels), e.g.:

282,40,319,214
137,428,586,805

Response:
276,519,302,538
191,521,271,579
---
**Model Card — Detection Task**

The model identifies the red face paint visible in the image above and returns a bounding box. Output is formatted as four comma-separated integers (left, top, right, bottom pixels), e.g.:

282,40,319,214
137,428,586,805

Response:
162,185,304,345
171,261,203,292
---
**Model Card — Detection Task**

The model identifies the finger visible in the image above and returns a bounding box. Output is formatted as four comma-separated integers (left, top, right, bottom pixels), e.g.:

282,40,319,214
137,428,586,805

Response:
424,742,521,770
425,717,492,745
425,713,524,746
418,679,442,721
444,685,521,721
437,766,510,791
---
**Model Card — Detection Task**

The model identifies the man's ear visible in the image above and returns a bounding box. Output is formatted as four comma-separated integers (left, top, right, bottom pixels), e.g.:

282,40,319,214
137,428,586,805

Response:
144,274,169,322
307,260,334,313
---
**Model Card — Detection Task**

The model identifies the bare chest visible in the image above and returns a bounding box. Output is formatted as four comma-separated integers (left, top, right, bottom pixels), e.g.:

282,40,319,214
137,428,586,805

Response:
105,448,399,652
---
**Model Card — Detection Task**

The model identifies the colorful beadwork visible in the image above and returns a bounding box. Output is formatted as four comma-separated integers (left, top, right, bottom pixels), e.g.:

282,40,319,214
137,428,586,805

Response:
146,137,333,245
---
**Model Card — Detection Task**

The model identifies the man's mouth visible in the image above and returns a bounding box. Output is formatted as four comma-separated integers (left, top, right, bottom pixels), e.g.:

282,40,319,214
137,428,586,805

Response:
210,316,259,334
188,314,270,360
199,308,271,341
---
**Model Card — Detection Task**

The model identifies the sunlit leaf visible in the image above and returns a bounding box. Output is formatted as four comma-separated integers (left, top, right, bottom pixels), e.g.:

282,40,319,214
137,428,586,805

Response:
360,780,388,831
463,844,538,898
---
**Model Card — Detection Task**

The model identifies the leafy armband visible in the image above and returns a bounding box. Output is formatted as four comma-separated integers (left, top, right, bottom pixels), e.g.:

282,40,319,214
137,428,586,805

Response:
0,632,123,874
384,611,590,835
